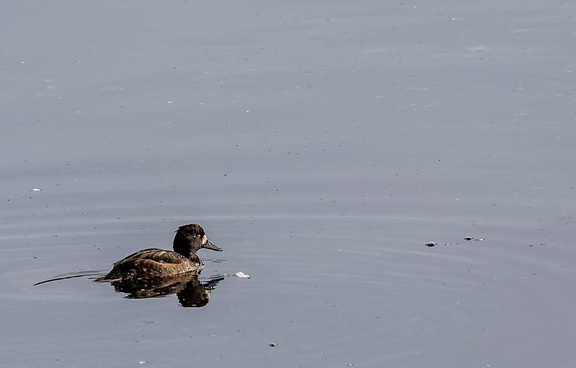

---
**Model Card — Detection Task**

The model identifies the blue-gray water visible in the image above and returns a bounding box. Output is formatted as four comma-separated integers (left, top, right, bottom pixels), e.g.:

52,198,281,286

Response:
1,1,575,367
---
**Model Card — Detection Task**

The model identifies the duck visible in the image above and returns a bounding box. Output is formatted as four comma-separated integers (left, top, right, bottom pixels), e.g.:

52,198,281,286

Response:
95,224,222,282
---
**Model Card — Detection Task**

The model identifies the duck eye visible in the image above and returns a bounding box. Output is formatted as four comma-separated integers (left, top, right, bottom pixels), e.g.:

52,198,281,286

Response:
196,234,202,239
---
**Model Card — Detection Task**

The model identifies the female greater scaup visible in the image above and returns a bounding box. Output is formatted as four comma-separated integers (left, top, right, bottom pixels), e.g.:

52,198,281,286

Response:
95,224,222,282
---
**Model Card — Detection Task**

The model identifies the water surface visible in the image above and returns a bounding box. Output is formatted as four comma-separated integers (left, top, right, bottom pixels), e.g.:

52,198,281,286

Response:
1,1,575,367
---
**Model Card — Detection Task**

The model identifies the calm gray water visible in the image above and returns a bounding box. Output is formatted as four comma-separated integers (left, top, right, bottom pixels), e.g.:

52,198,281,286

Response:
2,1,575,367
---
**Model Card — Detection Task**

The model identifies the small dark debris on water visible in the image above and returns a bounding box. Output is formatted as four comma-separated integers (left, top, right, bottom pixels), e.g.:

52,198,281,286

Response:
426,237,485,248
269,343,277,347
464,236,484,242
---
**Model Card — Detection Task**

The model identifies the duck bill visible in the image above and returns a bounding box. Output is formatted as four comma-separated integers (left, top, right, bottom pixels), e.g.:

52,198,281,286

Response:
203,240,223,252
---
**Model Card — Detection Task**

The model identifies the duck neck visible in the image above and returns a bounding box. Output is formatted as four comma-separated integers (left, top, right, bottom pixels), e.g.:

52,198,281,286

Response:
173,235,194,259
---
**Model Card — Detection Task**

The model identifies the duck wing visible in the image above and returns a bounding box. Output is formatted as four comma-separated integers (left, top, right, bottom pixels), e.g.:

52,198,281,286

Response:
113,248,190,266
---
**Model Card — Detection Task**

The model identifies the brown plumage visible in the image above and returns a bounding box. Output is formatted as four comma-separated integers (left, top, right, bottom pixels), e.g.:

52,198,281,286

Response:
95,224,222,282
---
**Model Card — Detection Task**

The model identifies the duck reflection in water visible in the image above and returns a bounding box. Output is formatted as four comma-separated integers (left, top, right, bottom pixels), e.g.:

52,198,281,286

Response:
111,273,224,308
96,224,224,307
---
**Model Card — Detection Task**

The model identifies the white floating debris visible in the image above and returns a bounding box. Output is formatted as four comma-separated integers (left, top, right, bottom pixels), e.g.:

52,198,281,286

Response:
235,271,251,279
31,188,42,192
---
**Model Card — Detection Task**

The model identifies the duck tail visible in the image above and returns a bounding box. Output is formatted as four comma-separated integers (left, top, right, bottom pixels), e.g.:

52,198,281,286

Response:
94,276,121,283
